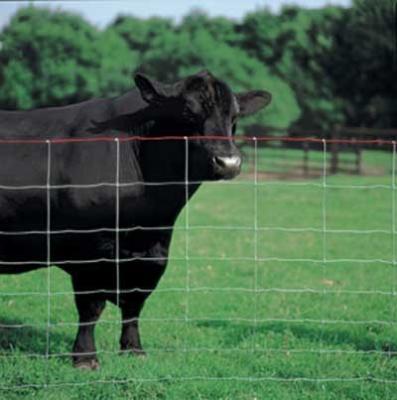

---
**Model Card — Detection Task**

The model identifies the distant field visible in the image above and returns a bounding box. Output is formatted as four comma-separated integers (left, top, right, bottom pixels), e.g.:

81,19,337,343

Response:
0,148,396,399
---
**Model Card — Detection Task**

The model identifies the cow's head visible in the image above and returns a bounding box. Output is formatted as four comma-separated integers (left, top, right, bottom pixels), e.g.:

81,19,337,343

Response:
134,70,271,181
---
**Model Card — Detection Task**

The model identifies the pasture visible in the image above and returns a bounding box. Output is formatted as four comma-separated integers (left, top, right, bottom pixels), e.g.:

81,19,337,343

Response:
0,146,396,399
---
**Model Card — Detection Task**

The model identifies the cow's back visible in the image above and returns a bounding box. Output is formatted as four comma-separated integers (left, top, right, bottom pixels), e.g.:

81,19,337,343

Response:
0,97,113,138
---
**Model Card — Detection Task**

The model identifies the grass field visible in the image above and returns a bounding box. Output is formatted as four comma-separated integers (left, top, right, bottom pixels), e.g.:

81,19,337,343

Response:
0,147,397,399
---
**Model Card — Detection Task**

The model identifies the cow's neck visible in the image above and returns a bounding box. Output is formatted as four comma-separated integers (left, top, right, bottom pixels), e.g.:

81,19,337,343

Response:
92,90,155,136
136,138,201,226
110,90,201,224
111,89,148,116
109,89,191,135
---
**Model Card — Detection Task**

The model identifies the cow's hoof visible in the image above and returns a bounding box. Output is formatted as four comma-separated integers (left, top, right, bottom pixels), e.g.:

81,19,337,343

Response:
120,348,147,357
74,358,100,370
132,349,147,358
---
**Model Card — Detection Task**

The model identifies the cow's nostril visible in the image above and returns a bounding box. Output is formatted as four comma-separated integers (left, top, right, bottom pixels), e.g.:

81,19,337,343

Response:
214,156,241,170
214,156,225,168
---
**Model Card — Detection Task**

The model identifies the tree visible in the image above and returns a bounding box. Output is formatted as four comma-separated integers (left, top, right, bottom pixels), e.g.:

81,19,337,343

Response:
326,0,397,128
99,28,138,97
238,7,291,68
239,6,345,130
0,6,138,109
180,8,241,46
109,15,173,55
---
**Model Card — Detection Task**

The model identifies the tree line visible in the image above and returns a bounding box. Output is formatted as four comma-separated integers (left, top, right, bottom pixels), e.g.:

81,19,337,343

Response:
0,0,394,135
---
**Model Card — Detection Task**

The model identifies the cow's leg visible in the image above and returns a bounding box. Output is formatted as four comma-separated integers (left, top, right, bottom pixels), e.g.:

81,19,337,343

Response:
119,294,147,356
117,259,167,356
71,275,106,370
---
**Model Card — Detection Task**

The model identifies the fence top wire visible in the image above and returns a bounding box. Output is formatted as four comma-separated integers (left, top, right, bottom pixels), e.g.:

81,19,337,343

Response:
0,135,395,145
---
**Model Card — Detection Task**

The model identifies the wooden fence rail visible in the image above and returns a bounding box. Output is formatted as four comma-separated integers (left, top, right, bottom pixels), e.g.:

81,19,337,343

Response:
243,127,397,175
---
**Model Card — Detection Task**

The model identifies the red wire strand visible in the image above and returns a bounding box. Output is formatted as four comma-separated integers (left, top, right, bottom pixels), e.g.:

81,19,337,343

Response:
0,135,393,145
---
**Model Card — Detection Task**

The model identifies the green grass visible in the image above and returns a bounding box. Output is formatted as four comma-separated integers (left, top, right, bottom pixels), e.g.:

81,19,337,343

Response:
1,148,397,399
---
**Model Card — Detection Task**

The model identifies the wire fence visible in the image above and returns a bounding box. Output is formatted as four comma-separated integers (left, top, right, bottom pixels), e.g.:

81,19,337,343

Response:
0,135,396,390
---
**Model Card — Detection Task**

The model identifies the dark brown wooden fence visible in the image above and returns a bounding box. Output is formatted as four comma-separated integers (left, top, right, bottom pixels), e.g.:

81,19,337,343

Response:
243,127,397,175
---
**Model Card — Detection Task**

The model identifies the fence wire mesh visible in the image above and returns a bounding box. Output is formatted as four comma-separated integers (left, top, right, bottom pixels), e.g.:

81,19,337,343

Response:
0,135,396,390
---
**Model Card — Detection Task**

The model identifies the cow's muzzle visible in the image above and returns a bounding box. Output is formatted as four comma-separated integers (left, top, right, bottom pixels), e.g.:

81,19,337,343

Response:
212,155,242,179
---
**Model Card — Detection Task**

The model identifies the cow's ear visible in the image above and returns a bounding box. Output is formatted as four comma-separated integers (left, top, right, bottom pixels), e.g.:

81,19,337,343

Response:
134,73,166,104
236,90,272,117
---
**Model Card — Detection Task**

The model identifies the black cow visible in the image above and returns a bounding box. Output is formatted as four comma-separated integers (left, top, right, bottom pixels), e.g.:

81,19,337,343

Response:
0,70,271,369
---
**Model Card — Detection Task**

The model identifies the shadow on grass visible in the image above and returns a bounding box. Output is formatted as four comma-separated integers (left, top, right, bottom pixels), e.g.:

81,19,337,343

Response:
195,320,397,354
1,315,395,358
0,316,73,356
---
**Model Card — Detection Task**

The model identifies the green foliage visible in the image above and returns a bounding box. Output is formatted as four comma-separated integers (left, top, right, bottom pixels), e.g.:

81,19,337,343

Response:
110,15,173,54
180,8,241,45
238,6,291,67
238,1,396,130
326,0,397,127
0,2,395,131
283,6,346,130
98,29,137,97
0,6,138,109
239,6,346,130
0,6,299,131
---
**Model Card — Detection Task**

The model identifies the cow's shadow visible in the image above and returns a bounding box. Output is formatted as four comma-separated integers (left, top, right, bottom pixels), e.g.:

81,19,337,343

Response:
1,316,396,358
195,320,397,354
0,316,73,356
